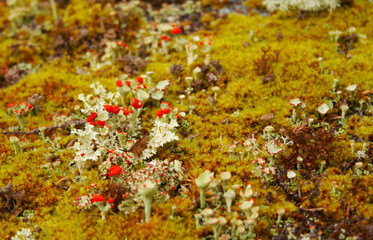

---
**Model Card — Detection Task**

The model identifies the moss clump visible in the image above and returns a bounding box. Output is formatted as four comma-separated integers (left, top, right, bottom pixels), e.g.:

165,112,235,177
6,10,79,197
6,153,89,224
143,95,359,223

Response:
1,0,373,239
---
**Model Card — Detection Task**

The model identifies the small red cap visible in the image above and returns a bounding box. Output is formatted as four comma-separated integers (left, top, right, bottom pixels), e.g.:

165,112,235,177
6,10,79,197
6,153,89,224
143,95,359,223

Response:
109,165,122,177
171,27,182,34
162,108,171,114
104,105,113,112
132,98,143,109
156,109,163,118
123,107,130,115
112,105,120,114
96,120,106,126
116,80,123,87
92,195,105,203
136,76,143,83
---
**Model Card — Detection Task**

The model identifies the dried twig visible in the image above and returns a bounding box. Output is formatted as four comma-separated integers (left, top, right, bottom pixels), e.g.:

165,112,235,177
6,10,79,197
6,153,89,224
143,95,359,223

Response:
320,114,340,123
52,177,72,191
297,207,324,212
56,177,68,186
186,133,200,140
2,120,86,135
180,179,192,183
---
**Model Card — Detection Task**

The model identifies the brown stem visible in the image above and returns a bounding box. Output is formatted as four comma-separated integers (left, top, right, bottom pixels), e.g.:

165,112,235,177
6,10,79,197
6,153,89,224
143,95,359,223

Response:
346,200,351,220
297,207,324,212
2,120,86,135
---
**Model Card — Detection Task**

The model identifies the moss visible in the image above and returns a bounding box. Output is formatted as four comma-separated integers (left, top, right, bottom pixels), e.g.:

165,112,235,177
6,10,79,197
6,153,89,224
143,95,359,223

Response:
1,0,373,238
346,115,373,141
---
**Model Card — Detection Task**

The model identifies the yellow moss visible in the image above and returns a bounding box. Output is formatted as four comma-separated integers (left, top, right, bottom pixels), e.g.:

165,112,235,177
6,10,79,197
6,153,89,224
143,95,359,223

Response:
346,115,373,141
2,0,373,238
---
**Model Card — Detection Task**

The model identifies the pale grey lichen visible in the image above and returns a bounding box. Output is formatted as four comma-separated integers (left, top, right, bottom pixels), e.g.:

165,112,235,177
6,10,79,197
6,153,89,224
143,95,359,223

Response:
263,0,341,12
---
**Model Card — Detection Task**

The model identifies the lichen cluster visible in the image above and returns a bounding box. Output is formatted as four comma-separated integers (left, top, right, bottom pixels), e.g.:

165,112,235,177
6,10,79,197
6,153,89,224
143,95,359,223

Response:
1,0,373,239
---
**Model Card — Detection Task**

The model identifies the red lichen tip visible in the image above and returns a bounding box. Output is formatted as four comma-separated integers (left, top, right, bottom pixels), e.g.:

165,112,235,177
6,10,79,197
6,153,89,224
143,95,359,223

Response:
96,120,106,126
109,149,115,153
91,195,106,203
112,105,120,114
132,98,143,109
123,107,130,115
171,27,182,34
109,165,122,177
162,108,171,114
156,109,164,118
116,80,123,87
136,76,143,83
108,198,114,203
104,105,113,112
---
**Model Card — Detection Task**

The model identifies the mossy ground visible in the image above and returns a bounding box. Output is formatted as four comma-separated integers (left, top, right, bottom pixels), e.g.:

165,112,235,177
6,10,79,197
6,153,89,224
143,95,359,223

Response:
1,0,373,239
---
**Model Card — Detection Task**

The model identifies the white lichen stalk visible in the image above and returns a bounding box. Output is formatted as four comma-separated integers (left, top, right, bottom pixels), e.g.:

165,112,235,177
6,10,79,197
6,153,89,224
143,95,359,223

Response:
138,180,158,223
223,189,236,212
195,170,214,208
